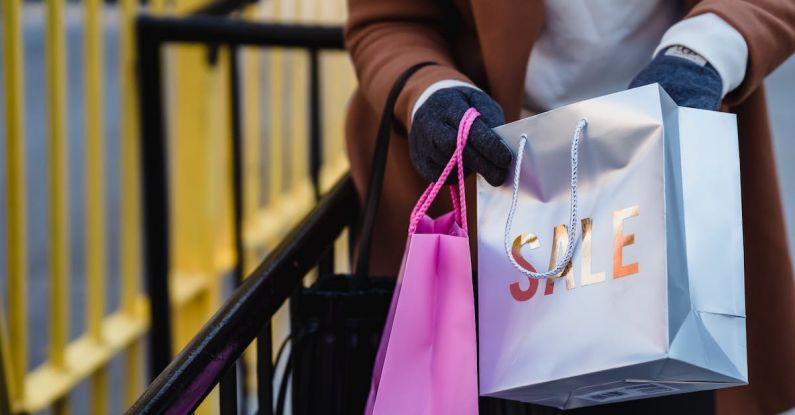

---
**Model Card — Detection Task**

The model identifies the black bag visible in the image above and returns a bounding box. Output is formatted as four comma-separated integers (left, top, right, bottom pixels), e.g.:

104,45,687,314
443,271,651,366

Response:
284,62,436,415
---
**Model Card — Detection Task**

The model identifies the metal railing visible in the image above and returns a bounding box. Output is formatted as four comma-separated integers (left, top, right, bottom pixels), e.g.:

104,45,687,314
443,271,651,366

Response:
0,0,353,412
2,1,152,412
128,176,356,414
132,10,347,414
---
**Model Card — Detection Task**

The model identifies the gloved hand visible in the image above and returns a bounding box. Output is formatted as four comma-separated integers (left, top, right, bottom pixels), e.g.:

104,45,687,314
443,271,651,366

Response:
629,45,723,110
409,86,513,186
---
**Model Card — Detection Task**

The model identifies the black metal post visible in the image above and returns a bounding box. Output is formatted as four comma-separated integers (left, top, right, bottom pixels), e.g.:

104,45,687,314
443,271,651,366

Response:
137,19,174,380
308,48,335,277
224,44,245,415
308,48,322,200
219,364,239,415
257,324,274,415
228,46,245,305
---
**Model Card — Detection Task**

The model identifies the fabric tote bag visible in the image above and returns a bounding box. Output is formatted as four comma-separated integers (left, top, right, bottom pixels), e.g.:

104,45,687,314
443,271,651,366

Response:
476,84,747,409
365,108,481,415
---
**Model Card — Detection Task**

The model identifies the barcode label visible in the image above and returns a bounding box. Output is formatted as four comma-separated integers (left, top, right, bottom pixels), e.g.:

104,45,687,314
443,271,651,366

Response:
587,390,628,401
577,383,678,403
626,383,676,394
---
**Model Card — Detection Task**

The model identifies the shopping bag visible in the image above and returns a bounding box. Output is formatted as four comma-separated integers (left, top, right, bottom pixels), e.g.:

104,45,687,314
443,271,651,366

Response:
286,62,434,415
366,108,480,415
476,84,747,409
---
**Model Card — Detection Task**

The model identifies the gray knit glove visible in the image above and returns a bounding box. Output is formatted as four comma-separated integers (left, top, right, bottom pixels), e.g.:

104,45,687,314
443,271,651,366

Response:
409,87,513,186
630,45,723,110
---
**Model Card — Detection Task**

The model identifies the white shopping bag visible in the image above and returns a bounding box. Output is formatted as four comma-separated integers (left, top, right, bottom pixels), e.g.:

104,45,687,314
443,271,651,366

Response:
476,84,747,409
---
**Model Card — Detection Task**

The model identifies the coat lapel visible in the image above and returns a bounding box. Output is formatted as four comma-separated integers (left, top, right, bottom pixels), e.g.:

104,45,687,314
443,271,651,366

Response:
469,0,543,121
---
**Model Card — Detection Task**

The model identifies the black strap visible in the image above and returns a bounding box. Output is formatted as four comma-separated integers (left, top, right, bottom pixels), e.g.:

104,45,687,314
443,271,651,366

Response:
354,62,436,279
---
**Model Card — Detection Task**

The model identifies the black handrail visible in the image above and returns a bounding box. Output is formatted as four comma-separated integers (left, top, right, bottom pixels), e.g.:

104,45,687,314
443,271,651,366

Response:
137,15,344,48
127,176,357,414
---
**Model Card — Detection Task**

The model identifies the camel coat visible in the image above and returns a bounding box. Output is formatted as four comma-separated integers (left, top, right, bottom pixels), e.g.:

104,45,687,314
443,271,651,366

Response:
343,1,795,413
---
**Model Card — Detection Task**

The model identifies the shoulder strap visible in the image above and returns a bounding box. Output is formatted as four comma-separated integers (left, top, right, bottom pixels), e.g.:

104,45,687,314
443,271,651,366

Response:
354,62,436,278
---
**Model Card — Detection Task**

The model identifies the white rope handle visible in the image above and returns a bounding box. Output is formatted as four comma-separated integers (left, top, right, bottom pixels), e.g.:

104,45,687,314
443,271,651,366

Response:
504,118,587,279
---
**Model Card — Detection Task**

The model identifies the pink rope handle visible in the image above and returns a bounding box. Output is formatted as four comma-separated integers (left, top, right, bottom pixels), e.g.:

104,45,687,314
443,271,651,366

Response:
409,108,477,233
410,185,435,225
408,107,480,235
450,186,460,225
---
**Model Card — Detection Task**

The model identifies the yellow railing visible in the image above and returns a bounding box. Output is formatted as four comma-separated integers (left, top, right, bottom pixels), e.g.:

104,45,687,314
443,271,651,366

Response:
0,0,355,413
2,0,29,411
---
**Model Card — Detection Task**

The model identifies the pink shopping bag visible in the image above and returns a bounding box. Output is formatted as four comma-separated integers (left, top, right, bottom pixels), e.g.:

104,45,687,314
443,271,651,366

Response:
365,108,480,415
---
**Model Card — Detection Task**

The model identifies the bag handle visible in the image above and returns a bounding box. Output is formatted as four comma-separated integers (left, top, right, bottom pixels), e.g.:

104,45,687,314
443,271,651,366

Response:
504,118,587,279
355,62,437,279
407,107,479,235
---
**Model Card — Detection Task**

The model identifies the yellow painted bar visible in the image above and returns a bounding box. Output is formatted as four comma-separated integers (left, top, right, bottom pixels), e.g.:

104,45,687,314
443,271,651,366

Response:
171,53,214,361
268,52,285,208
170,52,217,283
266,0,285,216
287,0,314,220
119,0,141,319
319,55,349,192
289,65,306,183
84,0,108,413
124,340,142,408
293,0,308,181
2,0,28,406
243,8,263,250
21,307,149,413
208,46,234,282
150,0,165,13
119,0,144,405
318,0,351,191
89,368,107,415
85,0,106,347
245,0,292,255
317,0,328,22
46,0,71,376
0,299,18,411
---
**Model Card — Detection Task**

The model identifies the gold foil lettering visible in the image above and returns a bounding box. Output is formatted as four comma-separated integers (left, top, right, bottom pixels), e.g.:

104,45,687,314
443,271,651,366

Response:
580,218,606,286
544,225,575,295
509,234,540,301
613,205,640,278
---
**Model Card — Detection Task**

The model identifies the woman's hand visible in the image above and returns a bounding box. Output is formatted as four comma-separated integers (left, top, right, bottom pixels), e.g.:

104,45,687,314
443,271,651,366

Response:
409,87,513,186
629,45,723,110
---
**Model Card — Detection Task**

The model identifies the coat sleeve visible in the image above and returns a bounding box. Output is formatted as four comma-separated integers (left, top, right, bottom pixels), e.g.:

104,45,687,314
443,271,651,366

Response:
687,0,795,106
345,0,472,129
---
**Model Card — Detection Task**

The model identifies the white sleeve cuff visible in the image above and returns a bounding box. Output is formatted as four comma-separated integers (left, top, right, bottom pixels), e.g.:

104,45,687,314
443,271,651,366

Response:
654,13,748,97
410,80,480,121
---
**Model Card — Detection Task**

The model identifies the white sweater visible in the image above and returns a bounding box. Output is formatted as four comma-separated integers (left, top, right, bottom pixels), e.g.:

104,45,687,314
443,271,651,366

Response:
412,2,748,118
